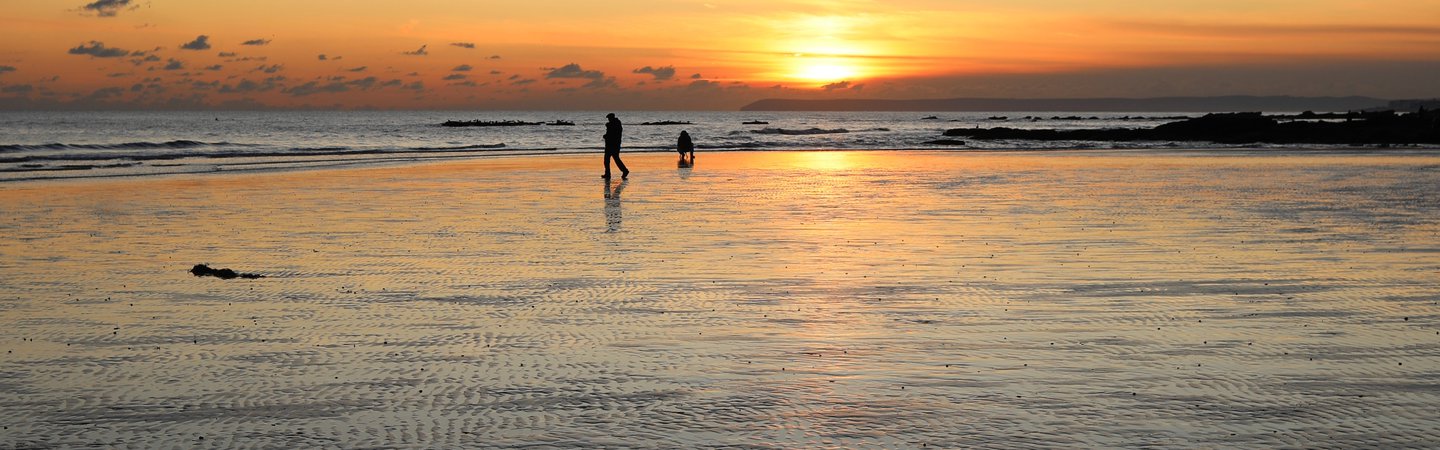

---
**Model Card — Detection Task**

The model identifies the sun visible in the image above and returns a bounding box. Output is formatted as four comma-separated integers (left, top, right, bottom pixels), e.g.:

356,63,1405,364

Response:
794,54,858,82
795,60,858,82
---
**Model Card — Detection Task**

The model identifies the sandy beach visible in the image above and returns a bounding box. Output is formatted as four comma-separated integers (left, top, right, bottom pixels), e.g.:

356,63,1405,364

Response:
1,150,1438,448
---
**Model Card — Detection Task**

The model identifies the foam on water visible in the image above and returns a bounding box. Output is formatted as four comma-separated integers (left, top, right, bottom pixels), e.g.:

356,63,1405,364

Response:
0,151,1437,448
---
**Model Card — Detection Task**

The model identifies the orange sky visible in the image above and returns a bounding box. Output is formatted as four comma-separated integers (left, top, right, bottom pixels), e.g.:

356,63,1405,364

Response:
1,0,1437,109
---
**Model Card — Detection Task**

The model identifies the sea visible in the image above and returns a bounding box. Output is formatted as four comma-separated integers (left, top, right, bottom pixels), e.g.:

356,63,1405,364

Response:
0,110,1400,182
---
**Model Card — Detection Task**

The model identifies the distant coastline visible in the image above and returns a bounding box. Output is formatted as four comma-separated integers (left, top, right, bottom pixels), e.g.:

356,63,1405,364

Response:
740,95,1391,112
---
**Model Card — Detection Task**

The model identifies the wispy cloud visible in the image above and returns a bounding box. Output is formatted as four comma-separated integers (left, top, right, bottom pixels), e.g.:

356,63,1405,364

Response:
241,39,271,46
633,65,676,80
546,63,604,80
453,64,473,72
80,0,135,17
402,45,428,56
0,66,15,75
68,41,130,58
450,42,476,49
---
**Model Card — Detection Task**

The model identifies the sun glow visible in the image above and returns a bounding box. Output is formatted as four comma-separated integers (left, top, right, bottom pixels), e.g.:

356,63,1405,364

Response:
794,59,859,82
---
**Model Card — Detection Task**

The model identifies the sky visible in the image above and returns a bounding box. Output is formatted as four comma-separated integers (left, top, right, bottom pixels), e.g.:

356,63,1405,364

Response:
1,0,1437,110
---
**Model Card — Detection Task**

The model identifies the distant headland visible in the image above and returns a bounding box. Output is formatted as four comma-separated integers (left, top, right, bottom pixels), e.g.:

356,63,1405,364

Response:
740,96,1397,112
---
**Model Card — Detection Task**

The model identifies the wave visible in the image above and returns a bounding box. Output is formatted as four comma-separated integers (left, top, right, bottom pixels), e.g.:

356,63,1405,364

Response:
0,140,231,152
750,127,850,135
0,143,514,164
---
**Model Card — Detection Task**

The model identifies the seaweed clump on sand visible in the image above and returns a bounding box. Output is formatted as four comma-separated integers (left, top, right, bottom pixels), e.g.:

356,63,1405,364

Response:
942,109,1440,145
190,264,264,280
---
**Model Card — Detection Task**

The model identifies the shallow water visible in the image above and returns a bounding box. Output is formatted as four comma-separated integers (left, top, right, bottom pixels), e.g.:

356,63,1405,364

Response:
1,150,1438,448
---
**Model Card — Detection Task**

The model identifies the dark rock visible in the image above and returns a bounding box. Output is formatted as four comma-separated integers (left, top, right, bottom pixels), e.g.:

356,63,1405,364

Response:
441,120,542,127
943,110,1440,144
190,264,263,280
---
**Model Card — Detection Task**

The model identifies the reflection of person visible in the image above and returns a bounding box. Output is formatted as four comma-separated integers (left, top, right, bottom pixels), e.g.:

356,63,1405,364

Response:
602,113,629,179
677,130,695,159
604,178,627,232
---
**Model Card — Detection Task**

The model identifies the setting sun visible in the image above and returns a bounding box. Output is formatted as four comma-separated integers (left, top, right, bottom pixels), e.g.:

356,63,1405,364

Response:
793,59,859,82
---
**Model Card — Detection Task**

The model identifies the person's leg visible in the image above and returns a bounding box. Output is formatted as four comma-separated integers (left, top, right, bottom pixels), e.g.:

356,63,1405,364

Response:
603,152,613,178
614,152,629,178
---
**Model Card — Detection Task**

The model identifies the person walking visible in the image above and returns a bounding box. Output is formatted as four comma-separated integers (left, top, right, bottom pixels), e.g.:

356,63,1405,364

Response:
602,113,629,179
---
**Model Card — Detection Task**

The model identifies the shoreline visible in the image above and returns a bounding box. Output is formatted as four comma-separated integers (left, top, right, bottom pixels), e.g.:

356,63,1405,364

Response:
5,145,1440,186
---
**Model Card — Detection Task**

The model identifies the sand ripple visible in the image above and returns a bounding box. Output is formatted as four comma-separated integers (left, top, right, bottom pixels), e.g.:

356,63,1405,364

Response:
1,150,1438,448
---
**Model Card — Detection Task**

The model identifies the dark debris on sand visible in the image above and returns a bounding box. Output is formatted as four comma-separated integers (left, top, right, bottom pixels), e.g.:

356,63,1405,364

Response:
190,264,263,280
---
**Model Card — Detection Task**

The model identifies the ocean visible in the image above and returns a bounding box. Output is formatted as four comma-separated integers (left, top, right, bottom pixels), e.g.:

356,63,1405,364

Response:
0,110,1341,182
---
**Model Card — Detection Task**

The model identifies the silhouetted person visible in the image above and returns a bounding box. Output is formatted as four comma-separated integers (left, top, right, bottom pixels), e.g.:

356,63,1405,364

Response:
677,130,694,160
602,113,629,179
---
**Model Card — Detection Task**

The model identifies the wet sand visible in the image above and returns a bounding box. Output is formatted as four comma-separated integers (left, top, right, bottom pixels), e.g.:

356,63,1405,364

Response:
1,150,1438,448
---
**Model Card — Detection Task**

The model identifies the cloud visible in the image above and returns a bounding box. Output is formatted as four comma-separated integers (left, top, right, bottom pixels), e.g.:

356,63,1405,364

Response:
219,76,284,93
0,66,14,75
203,64,223,71
282,76,390,96
633,65,676,80
317,54,328,61
2,84,34,94
180,35,212,51
687,79,720,90
512,78,536,86
218,52,237,57
128,54,160,66
821,80,851,91
347,66,368,72
690,73,702,79
88,86,125,99
543,63,619,89
241,39,271,46
81,0,135,17
452,64,472,72
443,74,467,81
402,45,428,56
162,59,184,70
68,41,130,58
585,77,618,89
255,64,283,74
450,42,476,49
488,55,501,60
546,63,604,80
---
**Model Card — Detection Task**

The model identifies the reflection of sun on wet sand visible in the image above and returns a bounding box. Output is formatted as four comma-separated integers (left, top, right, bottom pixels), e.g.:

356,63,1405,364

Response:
1,150,1438,448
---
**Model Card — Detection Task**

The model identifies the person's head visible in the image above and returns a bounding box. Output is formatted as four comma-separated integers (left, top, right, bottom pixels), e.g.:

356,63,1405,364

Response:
606,113,616,120
680,130,689,137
